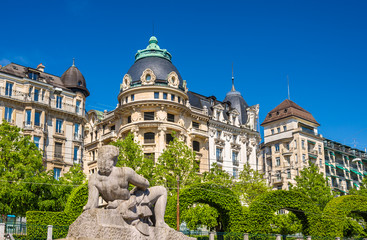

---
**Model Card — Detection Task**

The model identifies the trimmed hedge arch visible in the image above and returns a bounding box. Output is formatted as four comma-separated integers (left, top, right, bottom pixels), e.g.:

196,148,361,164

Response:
320,195,367,237
166,183,247,233
247,190,322,235
26,183,88,239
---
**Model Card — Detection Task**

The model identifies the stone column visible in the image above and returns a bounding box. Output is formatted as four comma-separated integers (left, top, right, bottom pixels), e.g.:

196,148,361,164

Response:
0,223,5,240
276,234,281,240
209,232,215,240
243,233,249,240
47,225,53,240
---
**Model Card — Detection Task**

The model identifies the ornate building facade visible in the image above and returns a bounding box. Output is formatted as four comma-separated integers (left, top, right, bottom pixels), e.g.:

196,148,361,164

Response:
83,37,260,176
0,61,89,179
259,99,366,193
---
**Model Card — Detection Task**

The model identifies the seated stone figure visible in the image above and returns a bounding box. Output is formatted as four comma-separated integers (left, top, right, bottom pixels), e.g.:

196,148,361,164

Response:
84,145,168,235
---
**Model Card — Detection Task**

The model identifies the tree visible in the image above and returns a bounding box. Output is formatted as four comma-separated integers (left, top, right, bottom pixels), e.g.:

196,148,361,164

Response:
270,212,302,239
111,133,156,184
181,203,219,231
0,121,44,219
290,162,334,210
155,133,199,192
202,163,234,189
232,163,270,206
349,177,367,197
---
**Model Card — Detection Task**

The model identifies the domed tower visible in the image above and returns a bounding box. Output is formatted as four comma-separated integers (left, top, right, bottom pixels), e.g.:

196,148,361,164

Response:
116,36,190,160
223,76,249,125
61,59,90,97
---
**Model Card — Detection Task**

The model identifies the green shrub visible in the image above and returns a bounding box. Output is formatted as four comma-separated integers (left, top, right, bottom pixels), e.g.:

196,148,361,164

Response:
26,183,88,239
166,183,247,233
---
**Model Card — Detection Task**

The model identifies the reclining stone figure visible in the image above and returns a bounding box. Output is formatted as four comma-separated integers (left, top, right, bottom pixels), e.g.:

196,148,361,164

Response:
83,145,168,236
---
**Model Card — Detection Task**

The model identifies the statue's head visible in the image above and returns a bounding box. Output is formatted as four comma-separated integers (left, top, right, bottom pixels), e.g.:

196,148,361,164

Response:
98,145,119,175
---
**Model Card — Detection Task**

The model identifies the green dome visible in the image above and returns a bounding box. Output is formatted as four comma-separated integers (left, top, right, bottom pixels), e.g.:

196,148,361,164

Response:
135,36,172,62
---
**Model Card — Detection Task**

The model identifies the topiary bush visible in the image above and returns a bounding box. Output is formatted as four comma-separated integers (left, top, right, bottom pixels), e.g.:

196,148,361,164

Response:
166,183,247,234
247,190,322,236
26,183,88,239
320,195,367,238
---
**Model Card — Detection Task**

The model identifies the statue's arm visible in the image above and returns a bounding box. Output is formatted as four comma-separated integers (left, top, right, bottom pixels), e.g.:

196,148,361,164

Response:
124,167,149,190
83,178,99,211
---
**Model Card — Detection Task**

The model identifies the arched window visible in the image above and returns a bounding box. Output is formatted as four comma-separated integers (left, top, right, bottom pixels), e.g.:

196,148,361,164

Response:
193,141,200,152
144,132,155,144
166,133,174,144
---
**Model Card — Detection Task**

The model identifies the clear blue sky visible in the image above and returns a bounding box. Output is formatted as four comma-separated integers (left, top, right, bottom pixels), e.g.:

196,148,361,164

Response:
1,0,366,150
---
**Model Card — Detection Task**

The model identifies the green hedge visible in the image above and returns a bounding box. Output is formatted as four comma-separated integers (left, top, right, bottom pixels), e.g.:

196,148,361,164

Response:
166,183,247,233
247,190,322,236
26,183,88,239
320,195,367,237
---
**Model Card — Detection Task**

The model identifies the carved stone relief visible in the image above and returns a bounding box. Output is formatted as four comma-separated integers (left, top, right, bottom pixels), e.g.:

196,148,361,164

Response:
140,68,156,85
156,107,167,121
167,71,179,88
121,74,132,91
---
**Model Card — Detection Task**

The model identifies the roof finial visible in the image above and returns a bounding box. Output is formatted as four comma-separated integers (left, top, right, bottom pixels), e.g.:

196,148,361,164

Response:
72,58,75,67
287,75,290,100
231,62,236,91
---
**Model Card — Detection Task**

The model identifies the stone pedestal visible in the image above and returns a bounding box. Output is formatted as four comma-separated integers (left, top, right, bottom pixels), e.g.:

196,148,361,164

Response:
61,209,194,240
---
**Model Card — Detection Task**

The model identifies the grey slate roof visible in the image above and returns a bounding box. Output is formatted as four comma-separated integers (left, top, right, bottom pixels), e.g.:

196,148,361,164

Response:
127,57,184,88
223,90,249,125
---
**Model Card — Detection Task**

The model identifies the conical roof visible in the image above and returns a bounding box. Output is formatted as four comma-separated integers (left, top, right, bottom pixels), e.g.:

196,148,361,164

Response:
60,60,89,97
223,80,249,125
261,99,319,126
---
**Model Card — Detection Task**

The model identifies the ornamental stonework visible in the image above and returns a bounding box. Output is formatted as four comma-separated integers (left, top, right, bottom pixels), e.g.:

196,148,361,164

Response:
167,71,179,88
140,68,156,85
121,74,132,91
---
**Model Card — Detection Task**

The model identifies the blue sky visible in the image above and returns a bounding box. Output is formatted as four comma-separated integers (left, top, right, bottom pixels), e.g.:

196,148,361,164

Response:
1,0,366,150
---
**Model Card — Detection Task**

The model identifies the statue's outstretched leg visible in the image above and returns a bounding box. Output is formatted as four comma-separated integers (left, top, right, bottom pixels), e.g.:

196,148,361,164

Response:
147,186,169,228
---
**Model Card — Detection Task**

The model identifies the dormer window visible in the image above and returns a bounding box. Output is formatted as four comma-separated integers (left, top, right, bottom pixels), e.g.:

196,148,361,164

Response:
78,81,82,86
28,72,39,80
146,74,151,81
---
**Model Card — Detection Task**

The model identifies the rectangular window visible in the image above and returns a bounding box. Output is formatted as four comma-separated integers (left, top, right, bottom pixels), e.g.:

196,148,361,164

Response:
277,127,281,133
301,140,305,149
271,129,275,134
34,88,39,102
111,125,115,131
217,131,221,138
163,93,168,99
295,154,298,163
233,168,238,179
56,119,63,133
193,141,200,152
275,143,280,152
276,171,281,181
178,96,181,103
192,121,200,129
276,157,280,166
127,116,131,123
4,107,13,122
74,123,79,138
26,110,32,126
287,169,291,179
144,112,154,121
283,125,287,131
302,154,306,162
34,136,40,148
34,111,41,126
232,151,238,165
233,135,237,142
294,140,297,149
125,97,128,103
154,92,159,99
131,94,135,101
5,82,13,96
171,94,175,101
53,168,61,180
216,148,223,162
55,142,62,158
285,143,290,150
76,100,81,114
167,113,175,122
74,146,78,162
56,96,63,109
28,72,39,80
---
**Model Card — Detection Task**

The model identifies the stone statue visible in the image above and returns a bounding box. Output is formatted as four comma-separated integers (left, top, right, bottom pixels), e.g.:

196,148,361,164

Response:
65,145,194,240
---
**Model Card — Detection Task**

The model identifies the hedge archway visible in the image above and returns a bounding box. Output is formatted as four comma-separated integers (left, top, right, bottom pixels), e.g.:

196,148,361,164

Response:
166,183,247,233
321,195,367,237
247,190,322,235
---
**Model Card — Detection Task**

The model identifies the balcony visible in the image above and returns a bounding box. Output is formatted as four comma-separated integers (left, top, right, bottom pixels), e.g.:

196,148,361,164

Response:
23,121,33,130
266,153,272,159
55,130,64,135
233,159,239,166
272,177,283,184
216,156,223,163
73,134,83,142
308,150,318,159
54,153,63,160
101,131,117,142
281,148,293,156
50,100,85,117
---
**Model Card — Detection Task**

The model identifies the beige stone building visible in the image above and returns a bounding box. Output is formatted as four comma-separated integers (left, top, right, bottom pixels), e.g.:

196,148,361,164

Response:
259,99,324,190
84,36,260,176
0,61,89,179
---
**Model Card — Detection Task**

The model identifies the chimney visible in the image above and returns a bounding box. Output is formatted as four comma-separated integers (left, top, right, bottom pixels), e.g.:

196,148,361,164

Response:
37,63,45,72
